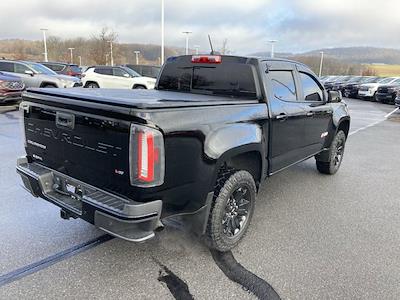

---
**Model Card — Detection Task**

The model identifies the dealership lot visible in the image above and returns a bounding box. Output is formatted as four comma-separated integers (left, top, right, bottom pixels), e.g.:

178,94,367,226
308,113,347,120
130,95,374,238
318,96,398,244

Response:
0,99,399,299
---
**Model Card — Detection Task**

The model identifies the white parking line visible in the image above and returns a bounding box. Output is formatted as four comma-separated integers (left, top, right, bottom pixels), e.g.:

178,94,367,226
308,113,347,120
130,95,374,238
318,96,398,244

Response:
349,107,399,136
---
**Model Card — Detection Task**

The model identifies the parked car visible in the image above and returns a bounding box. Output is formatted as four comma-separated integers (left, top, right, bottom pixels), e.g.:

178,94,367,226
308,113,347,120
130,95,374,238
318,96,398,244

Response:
17,55,350,251
358,77,400,101
82,66,156,89
395,91,400,107
330,76,356,93
124,64,161,79
0,60,82,88
342,76,380,98
39,62,82,78
324,76,352,91
376,78,400,104
0,72,25,103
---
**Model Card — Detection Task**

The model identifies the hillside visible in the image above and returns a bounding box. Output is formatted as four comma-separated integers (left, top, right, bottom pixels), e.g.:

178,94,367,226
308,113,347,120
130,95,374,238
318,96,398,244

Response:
251,47,400,65
0,38,185,66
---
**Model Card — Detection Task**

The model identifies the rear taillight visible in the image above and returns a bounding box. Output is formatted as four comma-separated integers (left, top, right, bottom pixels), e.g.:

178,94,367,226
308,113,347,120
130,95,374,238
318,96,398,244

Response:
130,124,164,187
191,55,222,64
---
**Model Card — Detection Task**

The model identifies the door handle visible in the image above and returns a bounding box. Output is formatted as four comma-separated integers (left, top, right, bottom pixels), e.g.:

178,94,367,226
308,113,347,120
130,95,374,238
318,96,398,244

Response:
306,112,314,117
276,113,288,121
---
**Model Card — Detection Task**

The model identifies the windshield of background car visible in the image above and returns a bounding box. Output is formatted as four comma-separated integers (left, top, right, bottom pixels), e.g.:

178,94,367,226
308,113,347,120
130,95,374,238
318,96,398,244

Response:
347,77,362,83
157,58,258,99
69,65,82,73
362,77,379,83
26,63,57,75
121,66,141,77
379,77,395,84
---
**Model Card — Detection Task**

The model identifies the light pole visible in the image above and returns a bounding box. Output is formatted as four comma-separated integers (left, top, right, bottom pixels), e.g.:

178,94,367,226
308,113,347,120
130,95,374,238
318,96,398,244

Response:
68,47,75,64
134,51,140,65
78,56,82,66
268,40,277,58
319,51,324,77
182,31,192,55
194,45,200,55
105,54,109,66
161,0,165,65
108,41,114,66
40,28,48,62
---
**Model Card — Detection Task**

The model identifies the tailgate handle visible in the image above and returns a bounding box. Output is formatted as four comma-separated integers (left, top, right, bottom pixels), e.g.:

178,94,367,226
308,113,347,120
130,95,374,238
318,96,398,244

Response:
56,112,75,130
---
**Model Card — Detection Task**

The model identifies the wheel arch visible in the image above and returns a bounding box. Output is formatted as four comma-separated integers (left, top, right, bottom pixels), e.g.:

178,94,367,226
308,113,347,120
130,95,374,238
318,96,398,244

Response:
40,82,58,88
212,144,266,190
84,81,100,88
132,84,147,89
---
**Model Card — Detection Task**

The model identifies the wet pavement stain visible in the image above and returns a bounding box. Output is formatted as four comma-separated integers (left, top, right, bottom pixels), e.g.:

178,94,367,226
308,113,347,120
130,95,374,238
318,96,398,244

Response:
157,264,194,300
211,250,280,300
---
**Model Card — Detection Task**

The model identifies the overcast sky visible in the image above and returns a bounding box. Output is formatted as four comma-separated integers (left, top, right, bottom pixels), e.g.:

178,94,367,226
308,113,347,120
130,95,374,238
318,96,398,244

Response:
1,0,400,54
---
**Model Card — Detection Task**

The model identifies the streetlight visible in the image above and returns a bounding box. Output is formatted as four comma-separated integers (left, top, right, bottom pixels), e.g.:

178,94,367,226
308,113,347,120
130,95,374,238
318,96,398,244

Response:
78,56,82,66
40,28,48,62
319,51,324,77
182,31,192,55
161,0,165,65
268,40,278,58
134,51,140,65
194,45,200,55
108,41,114,66
105,53,109,65
68,47,75,64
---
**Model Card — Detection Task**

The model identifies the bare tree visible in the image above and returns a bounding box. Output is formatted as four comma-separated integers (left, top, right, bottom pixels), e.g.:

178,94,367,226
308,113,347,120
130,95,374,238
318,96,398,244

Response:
220,39,229,55
89,27,118,65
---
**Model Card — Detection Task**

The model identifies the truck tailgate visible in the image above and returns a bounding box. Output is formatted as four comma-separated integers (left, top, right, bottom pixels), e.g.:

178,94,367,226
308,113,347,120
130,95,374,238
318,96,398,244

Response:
24,104,133,197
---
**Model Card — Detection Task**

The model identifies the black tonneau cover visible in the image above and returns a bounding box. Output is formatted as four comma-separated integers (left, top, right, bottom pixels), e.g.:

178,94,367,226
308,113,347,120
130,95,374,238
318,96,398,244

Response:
23,88,259,110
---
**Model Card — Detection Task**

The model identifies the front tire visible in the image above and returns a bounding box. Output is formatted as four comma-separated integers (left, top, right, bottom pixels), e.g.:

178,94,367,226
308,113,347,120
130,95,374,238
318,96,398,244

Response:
205,170,256,252
316,130,346,175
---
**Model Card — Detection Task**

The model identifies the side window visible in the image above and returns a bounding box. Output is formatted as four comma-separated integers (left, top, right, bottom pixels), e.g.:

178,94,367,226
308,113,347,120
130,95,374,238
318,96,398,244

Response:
94,68,112,75
0,62,14,72
300,72,324,102
269,71,297,101
113,68,130,77
15,63,31,74
48,64,65,72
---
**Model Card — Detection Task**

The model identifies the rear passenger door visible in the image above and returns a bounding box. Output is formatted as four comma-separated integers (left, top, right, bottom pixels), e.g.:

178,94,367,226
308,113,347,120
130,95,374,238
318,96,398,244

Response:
265,63,308,173
112,67,133,88
297,70,333,155
93,67,114,88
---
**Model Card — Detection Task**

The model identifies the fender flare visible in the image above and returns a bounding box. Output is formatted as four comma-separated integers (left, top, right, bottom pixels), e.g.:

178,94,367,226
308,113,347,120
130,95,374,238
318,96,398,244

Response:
204,123,266,190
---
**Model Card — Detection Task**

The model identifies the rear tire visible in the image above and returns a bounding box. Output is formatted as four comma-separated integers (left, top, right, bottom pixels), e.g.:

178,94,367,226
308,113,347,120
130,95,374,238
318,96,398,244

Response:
85,82,99,88
42,84,56,88
133,85,146,89
316,130,346,175
205,169,256,252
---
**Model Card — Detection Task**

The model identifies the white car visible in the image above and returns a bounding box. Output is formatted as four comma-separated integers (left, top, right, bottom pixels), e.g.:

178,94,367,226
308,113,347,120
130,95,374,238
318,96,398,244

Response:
358,77,400,101
82,66,156,89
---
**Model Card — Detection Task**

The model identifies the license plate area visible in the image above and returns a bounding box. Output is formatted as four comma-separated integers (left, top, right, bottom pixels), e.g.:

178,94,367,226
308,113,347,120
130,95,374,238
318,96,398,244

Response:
47,175,85,215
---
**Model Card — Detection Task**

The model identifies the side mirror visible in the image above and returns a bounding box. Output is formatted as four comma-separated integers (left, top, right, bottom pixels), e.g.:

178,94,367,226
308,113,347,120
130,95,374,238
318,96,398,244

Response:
24,70,34,76
328,90,342,103
123,73,130,78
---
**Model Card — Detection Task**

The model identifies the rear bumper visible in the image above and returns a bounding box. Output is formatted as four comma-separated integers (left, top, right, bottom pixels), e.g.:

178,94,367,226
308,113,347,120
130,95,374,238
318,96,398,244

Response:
16,157,162,242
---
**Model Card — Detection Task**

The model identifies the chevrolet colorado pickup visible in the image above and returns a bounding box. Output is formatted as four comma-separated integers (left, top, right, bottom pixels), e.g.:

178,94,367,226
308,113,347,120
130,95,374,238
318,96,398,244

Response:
17,55,350,251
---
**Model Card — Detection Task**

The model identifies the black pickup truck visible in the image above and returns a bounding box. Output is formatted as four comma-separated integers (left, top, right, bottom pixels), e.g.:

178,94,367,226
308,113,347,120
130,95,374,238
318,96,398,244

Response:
17,55,350,251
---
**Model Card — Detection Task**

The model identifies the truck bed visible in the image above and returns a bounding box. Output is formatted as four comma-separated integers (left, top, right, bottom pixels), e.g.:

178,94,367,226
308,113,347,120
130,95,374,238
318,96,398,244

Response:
23,88,259,110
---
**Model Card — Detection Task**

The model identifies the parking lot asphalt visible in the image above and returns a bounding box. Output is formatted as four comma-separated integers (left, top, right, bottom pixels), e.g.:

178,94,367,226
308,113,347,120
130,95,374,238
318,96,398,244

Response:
0,99,399,299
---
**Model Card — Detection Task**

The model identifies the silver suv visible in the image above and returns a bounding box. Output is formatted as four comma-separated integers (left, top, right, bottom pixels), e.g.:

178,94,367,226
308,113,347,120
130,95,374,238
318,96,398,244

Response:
0,60,82,88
